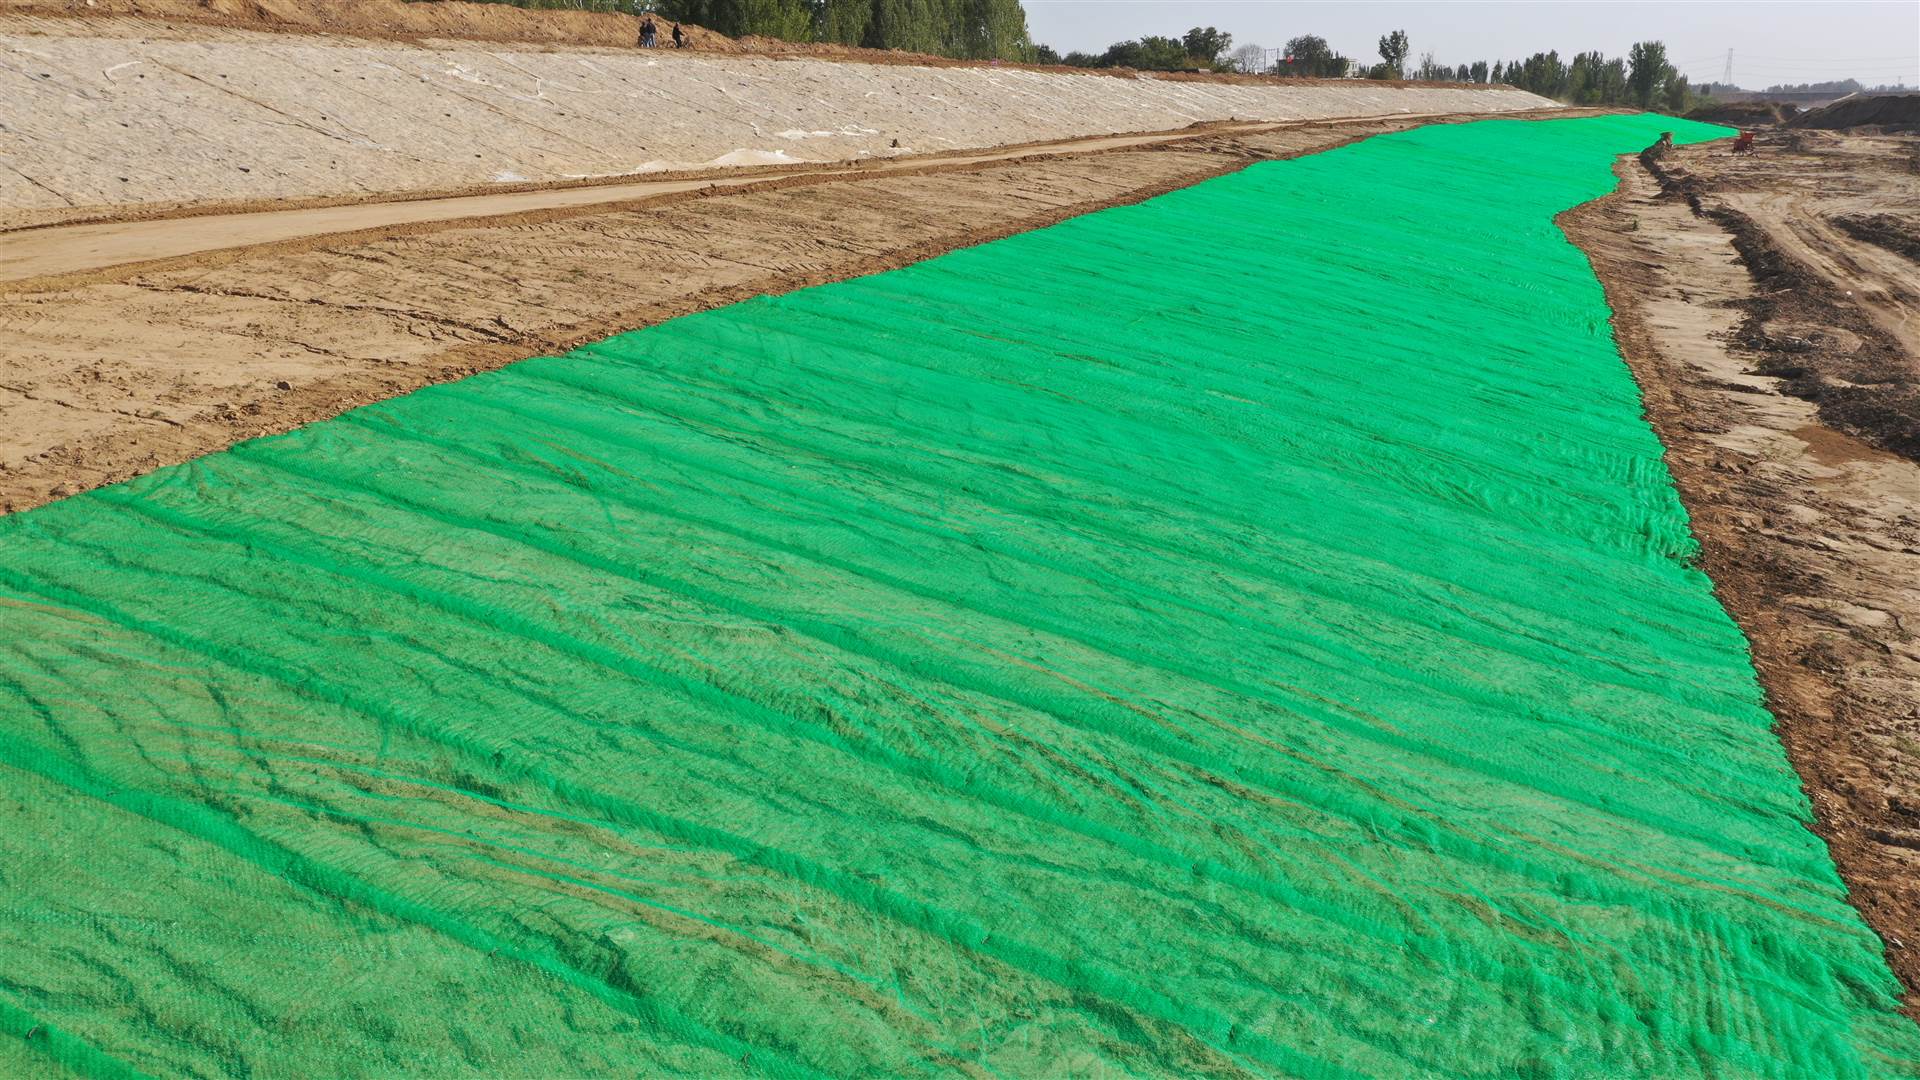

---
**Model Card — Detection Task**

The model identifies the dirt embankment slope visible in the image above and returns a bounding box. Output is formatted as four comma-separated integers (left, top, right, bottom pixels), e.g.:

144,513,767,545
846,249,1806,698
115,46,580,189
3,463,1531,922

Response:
0,116,1486,513
1789,94,1920,132
1567,132,1920,1007
0,14,1554,227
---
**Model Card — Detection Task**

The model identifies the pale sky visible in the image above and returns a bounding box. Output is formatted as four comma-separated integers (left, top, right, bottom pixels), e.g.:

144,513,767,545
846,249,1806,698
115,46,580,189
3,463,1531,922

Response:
1022,1,1920,89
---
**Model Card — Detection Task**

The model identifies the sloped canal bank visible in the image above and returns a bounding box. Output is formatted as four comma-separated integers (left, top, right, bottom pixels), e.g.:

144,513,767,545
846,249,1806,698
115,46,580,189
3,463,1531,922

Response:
3,113,1916,1077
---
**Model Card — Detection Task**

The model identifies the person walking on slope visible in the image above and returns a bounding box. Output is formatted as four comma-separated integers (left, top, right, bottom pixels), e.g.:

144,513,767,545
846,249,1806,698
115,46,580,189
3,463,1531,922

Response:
639,16,657,48
671,23,686,48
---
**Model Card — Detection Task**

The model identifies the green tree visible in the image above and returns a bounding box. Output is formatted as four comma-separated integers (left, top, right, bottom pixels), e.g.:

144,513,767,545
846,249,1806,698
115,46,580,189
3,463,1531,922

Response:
661,0,813,39
1100,35,1191,70
1283,34,1341,77
1567,50,1605,103
1469,60,1488,83
813,0,871,45
1665,72,1692,112
1599,58,1628,103
662,0,813,39
957,0,1031,59
1513,50,1568,97
866,0,944,54
1182,26,1232,64
1377,29,1410,77
1627,40,1671,107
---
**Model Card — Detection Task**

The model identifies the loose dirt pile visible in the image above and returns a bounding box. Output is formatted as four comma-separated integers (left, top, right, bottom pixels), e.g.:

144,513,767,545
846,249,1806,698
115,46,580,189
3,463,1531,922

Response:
1789,93,1920,132
0,15,1554,228
1685,100,1799,126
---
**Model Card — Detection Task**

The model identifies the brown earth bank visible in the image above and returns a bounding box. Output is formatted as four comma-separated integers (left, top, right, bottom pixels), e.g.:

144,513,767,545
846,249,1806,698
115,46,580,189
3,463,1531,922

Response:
1566,137,1920,1011
1640,129,1920,462
1789,94,1920,133
1,112,1543,514
1684,100,1801,127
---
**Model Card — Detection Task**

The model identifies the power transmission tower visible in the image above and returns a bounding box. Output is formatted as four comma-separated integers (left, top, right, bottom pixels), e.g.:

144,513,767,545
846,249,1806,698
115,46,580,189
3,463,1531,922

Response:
1723,49,1734,87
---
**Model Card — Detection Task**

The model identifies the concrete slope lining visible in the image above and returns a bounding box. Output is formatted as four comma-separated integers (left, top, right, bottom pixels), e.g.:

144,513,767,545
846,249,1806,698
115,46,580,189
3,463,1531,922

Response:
3,114,1916,1078
0,22,1555,225
0,114,1556,284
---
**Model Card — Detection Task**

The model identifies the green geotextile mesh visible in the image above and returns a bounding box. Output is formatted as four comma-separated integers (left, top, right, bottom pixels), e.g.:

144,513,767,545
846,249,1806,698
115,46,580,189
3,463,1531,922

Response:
2,113,1914,1078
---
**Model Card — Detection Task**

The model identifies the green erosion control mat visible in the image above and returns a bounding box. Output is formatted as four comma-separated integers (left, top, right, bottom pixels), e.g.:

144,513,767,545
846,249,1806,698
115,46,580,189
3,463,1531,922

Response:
3,114,1915,1078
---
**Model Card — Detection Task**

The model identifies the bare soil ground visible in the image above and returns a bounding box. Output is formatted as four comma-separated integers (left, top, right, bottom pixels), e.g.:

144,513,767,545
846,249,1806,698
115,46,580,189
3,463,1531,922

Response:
0,114,1495,513
1566,131,1920,1009
1644,130,1920,460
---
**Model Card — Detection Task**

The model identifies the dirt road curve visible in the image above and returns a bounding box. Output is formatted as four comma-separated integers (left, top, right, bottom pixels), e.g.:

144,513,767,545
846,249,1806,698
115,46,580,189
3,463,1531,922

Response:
1,116,1477,285
1568,132,1920,1009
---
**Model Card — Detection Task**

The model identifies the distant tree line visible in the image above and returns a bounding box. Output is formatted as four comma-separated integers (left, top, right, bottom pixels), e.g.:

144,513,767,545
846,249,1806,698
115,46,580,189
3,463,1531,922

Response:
1761,78,1916,94
1478,42,1694,110
435,3,1751,111
661,0,1032,58
430,0,1034,61
1029,27,1237,72
1039,24,1702,113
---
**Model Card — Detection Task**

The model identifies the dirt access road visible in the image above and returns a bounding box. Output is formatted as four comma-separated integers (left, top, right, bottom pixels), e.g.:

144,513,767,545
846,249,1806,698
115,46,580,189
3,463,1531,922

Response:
1,115,1479,285
2,111,1596,513
1566,128,1920,1007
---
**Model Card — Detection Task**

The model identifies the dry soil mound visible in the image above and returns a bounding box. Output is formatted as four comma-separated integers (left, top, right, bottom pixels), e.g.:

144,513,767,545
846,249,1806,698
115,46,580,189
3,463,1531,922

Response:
1685,100,1799,126
1787,93,1920,132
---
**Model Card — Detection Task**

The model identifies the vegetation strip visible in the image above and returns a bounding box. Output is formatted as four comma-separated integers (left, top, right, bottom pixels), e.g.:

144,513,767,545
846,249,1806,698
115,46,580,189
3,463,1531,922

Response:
2,113,1915,1076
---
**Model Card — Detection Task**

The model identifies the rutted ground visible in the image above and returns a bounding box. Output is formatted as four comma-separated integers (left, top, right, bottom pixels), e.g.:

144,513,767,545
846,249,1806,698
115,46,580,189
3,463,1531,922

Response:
0,115,1496,513
0,15,1550,228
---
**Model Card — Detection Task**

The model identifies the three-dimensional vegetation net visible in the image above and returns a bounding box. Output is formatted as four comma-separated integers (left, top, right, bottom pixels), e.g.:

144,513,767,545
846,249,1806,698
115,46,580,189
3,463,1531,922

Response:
3,114,1915,1077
